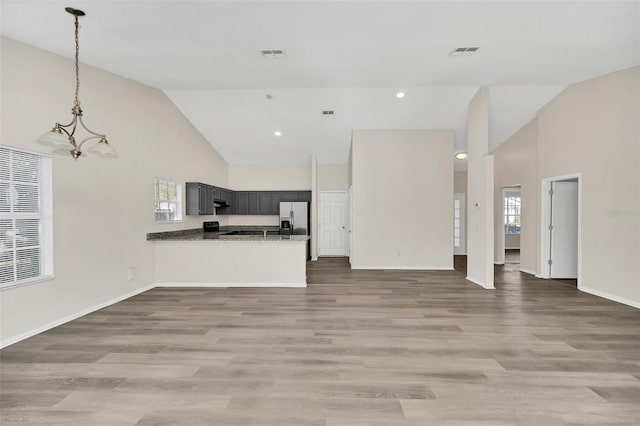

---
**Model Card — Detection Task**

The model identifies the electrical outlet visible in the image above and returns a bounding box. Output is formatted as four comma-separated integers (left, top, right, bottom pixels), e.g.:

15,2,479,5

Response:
127,267,138,281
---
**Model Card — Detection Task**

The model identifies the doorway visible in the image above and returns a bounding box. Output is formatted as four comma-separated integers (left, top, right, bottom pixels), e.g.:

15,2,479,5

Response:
540,174,581,283
318,191,347,256
503,187,521,264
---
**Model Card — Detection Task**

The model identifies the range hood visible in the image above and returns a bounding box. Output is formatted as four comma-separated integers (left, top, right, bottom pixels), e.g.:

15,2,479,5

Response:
213,199,230,208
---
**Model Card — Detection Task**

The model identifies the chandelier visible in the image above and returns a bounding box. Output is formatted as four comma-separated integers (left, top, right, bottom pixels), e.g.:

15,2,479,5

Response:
37,7,116,160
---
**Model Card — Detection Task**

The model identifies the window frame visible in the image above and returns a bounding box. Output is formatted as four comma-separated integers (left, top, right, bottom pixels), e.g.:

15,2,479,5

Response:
504,194,521,235
1,146,54,290
154,178,183,223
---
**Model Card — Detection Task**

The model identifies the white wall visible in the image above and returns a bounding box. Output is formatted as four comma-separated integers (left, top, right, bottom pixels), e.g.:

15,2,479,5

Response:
0,37,229,344
492,66,640,306
350,129,453,269
537,67,639,304
466,87,495,288
318,164,349,191
493,121,538,271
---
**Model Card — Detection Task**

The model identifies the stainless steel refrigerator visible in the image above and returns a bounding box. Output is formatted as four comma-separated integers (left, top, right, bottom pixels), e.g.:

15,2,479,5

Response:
279,202,309,236
280,201,310,260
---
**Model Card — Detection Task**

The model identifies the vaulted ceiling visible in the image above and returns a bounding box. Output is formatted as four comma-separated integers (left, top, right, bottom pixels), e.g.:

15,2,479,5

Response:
2,1,638,166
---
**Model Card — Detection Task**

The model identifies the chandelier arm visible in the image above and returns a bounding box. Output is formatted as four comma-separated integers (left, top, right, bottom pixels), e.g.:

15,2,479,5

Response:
76,135,103,150
78,115,105,138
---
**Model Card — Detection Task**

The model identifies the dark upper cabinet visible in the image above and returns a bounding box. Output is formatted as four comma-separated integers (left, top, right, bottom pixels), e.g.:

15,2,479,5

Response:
257,192,272,215
270,192,280,215
186,182,214,215
279,191,298,202
235,191,249,214
297,191,312,202
248,192,259,214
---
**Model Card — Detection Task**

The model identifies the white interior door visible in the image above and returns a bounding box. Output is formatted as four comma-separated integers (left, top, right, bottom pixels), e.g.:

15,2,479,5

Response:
319,191,347,256
549,181,579,278
453,193,466,254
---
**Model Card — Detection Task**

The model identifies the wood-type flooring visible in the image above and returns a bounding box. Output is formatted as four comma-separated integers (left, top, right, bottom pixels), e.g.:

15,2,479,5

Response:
1,257,639,425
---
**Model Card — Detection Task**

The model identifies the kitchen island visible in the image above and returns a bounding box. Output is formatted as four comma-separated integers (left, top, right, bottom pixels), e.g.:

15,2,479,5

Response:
148,228,309,287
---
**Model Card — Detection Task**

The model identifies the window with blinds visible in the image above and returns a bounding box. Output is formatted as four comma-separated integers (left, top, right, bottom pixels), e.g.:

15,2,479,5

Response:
0,146,53,288
154,178,182,222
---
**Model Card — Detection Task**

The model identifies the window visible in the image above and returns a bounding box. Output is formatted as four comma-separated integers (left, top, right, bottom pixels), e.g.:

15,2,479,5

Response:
0,146,53,288
154,178,182,222
504,193,521,234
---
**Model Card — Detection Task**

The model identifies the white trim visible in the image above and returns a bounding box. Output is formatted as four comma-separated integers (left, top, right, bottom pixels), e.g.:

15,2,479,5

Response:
519,268,537,276
540,173,582,283
154,282,307,288
351,266,454,270
311,256,318,261
466,275,496,289
579,286,640,309
0,284,155,349
494,261,505,265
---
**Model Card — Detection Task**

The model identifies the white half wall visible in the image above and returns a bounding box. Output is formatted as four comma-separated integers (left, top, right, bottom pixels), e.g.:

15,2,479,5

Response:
467,87,495,288
0,37,229,344
350,129,454,270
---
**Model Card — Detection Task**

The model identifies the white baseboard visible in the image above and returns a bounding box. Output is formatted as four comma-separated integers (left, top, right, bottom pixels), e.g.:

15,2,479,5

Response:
0,284,155,349
494,261,505,265
466,275,495,289
351,266,454,271
311,256,318,261
505,247,520,250
155,282,307,288
579,286,640,309
519,268,537,276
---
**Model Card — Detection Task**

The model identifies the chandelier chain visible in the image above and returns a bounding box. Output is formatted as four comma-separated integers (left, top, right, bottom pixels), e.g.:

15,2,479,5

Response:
74,15,80,107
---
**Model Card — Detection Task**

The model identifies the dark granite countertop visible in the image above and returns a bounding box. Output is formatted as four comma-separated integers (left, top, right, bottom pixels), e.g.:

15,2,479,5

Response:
147,225,294,241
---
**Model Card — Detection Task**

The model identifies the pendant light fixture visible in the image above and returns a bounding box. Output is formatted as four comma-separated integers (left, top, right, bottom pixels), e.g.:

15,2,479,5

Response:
37,7,116,160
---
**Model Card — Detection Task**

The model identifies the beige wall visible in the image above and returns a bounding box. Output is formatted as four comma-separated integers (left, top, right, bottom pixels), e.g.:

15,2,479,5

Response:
537,66,639,304
0,37,229,344
493,119,538,273
318,164,349,191
225,164,311,226
493,66,640,306
350,129,453,269
466,87,495,288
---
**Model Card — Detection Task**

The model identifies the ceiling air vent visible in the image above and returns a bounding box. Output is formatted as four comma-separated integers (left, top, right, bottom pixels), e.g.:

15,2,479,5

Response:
449,47,479,57
322,110,335,119
260,49,286,59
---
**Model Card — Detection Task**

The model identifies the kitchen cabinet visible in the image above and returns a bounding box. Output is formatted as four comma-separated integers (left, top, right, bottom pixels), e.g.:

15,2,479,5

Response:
186,182,214,215
248,192,259,214
235,191,249,214
297,191,312,202
279,191,298,202
257,192,272,215
270,192,280,215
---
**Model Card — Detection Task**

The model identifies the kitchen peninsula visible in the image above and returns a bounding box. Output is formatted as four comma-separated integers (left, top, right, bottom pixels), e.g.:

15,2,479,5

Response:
148,226,309,287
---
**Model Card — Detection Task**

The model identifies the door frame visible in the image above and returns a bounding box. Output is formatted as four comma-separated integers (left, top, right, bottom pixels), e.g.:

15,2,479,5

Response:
318,190,348,257
539,173,582,288
502,186,522,264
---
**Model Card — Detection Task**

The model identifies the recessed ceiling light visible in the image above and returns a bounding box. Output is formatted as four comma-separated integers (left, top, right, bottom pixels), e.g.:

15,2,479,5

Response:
396,92,405,99
455,152,468,160
274,131,282,137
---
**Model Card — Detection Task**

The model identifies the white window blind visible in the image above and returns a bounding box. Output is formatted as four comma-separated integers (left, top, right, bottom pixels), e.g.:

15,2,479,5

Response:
154,178,182,222
0,146,53,288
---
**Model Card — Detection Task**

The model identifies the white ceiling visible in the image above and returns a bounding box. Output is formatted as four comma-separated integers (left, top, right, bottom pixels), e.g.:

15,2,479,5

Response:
2,1,639,165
